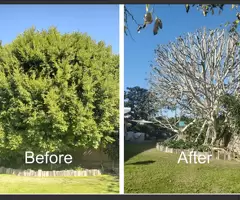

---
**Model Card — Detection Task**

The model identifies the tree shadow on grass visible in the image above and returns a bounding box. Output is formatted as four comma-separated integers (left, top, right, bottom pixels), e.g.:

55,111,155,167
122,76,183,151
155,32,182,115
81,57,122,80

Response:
125,160,156,165
124,142,156,162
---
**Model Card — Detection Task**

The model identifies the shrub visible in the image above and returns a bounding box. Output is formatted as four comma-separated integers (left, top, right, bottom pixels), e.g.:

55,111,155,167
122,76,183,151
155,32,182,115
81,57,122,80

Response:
162,139,210,152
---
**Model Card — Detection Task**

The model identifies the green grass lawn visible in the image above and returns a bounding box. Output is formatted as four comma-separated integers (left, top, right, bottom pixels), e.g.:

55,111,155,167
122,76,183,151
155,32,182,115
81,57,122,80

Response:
125,142,240,193
0,174,119,194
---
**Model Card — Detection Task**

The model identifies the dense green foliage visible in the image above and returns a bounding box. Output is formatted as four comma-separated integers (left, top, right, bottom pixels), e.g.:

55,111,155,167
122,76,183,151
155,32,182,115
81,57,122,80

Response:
0,27,119,165
103,131,119,162
221,95,240,132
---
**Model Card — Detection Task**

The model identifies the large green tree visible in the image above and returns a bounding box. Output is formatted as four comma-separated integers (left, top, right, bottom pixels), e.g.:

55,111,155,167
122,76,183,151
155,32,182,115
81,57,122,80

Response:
0,27,119,164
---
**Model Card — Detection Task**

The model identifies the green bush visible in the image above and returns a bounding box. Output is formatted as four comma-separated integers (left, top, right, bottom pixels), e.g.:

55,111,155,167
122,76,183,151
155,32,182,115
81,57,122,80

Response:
162,139,210,152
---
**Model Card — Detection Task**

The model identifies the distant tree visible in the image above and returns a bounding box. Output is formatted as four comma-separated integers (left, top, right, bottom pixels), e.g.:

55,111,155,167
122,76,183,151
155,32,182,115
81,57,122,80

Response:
0,27,119,165
124,86,159,120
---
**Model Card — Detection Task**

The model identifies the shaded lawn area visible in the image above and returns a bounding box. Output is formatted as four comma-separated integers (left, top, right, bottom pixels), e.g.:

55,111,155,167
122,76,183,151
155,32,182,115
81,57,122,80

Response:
125,143,240,193
124,141,156,162
0,174,118,194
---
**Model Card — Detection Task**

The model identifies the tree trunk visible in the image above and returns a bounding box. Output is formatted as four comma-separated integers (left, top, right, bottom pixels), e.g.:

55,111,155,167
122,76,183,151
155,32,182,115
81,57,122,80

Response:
210,127,217,145
210,113,218,145
203,125,210,145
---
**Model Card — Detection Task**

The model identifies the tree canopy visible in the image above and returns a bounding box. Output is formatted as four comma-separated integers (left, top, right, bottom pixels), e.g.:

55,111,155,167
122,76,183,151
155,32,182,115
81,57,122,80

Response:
0,27,119,164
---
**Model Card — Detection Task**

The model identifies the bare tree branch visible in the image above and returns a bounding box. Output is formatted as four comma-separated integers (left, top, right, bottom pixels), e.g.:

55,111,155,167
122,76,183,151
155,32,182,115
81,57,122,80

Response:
150,28,240,144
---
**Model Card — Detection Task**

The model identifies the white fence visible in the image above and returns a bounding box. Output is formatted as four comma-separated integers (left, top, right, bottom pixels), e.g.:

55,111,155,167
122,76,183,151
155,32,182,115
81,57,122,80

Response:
156,143,234,161
0,166,102,177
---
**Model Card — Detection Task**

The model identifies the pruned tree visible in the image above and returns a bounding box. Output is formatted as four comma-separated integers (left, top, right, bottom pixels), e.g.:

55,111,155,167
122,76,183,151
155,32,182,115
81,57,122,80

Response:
149,28,240,146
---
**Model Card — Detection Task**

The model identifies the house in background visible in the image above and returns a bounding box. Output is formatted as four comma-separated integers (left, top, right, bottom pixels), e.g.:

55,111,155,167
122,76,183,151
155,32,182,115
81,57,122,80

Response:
124,107,147,143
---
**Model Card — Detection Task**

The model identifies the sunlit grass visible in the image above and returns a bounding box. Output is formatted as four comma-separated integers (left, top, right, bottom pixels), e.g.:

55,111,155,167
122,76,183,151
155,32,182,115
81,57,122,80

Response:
125,143,240,193
0,174,119,194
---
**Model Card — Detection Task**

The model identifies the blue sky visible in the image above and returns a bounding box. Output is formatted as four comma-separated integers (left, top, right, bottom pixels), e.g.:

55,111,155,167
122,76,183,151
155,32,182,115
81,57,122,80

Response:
125,4,238,90
0,5,119,54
